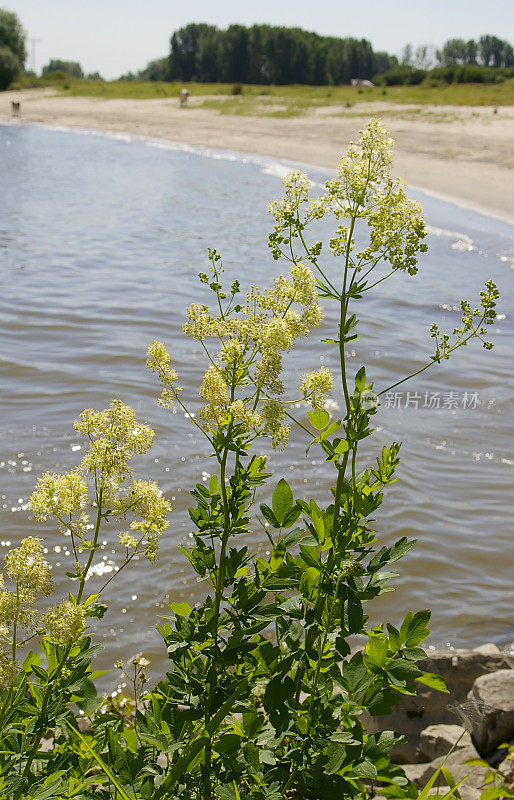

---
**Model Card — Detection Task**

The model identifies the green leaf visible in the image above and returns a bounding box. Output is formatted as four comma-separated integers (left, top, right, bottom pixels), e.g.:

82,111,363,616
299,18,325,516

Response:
272,479,294,526
416,672,448,692
320,420,342,440
282,504,301,529
387,624,401,651
170,601,192,617
342,596,363,635
214,733,241,754
355,366,366,392
308,408,330,430
263,674,294,719
259,503,280,529
480,787,511,800
367,688,400,716
299,545,321,568
29,773,67,800
74,677,100,715
300,566,320,598
354,760,378,779
366,636,388,668
325,741,348,774
400,609,431,648
270,540,286,571
368,538,415,574
387,659,422,682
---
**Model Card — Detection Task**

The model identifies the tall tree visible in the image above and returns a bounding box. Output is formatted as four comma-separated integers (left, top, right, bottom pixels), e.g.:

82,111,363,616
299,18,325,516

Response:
169,23,217,81
0,7,25,88
479,34,513,67
0,8,26,65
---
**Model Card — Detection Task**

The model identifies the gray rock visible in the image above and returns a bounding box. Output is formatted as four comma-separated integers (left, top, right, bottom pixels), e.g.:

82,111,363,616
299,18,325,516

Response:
361,649,511,763
40,733,54,752
473,643,500,655
77,715,92,731
469,670,514,755
418,724,472,762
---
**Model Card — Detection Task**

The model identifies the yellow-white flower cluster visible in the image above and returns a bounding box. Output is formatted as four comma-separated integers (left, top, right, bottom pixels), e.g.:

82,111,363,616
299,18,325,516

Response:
326,118,393,217
261,399,289,450
4,537,53,600
44,599,85,645
74,399,155,484
146,340,182,408
144,261,324,447
175,262,324,445
30,472,87,522
0,651,19,690
299,366,334,409
199,364,229,427
268,119,427,278
0,538,54,688
183,303,212,341
325,119,427,273
116,479,171,562
29,400,170,565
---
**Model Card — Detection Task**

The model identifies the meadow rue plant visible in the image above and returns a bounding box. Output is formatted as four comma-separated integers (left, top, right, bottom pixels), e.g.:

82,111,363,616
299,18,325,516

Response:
107,119,496,800
0,119,500,800
0,400,170,799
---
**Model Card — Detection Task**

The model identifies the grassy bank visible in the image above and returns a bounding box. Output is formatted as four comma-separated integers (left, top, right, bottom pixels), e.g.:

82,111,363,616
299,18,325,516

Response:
10,76,514,111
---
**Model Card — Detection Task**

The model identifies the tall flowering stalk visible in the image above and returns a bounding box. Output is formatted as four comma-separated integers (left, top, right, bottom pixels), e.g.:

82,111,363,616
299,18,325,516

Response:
142,119,499,800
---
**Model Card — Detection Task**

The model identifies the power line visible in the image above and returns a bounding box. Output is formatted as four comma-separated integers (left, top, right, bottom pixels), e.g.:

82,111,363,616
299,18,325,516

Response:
29,38,42,73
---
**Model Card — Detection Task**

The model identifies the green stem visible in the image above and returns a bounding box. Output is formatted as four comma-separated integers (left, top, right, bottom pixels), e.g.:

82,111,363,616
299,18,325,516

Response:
21,490,104,786
0,687,13,732
202,364,237,799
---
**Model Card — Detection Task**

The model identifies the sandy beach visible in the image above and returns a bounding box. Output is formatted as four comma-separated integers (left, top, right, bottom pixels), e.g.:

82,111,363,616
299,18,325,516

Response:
2,89,513,225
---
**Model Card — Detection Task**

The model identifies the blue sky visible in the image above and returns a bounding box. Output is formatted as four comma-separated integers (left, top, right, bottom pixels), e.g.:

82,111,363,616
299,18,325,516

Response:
11,0,514,79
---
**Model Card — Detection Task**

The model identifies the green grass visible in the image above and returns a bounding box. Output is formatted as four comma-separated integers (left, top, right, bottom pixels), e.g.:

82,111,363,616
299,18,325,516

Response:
9,76,514,109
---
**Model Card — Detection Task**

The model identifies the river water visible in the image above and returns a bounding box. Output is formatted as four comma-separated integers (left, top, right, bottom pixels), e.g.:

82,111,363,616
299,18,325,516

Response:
1,122,513,686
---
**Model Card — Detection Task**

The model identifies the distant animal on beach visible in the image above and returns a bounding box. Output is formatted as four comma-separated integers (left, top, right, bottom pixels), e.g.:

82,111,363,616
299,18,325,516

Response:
351,79,375,88
11,101,20,117
179,88,189,107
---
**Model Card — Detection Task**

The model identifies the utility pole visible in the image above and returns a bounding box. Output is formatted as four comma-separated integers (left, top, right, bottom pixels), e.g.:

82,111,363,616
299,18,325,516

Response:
29,38,42,74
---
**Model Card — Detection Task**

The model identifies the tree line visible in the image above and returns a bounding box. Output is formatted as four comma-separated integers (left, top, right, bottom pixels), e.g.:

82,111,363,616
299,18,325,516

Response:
162,23,393,84
137,25,514,86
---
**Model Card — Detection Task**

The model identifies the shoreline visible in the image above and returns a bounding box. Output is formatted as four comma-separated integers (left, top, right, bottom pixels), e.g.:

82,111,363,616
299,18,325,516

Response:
1,90,514,227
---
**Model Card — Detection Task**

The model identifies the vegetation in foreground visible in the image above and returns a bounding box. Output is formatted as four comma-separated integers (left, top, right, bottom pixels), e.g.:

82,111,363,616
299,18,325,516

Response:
0,119,505,800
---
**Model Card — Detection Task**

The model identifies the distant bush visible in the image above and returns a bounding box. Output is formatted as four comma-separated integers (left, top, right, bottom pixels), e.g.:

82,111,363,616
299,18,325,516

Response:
374,62,514,86
374,66,427,85
137,56,169,81
232,82,243,95
429,64,514,83
41,69,68,82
